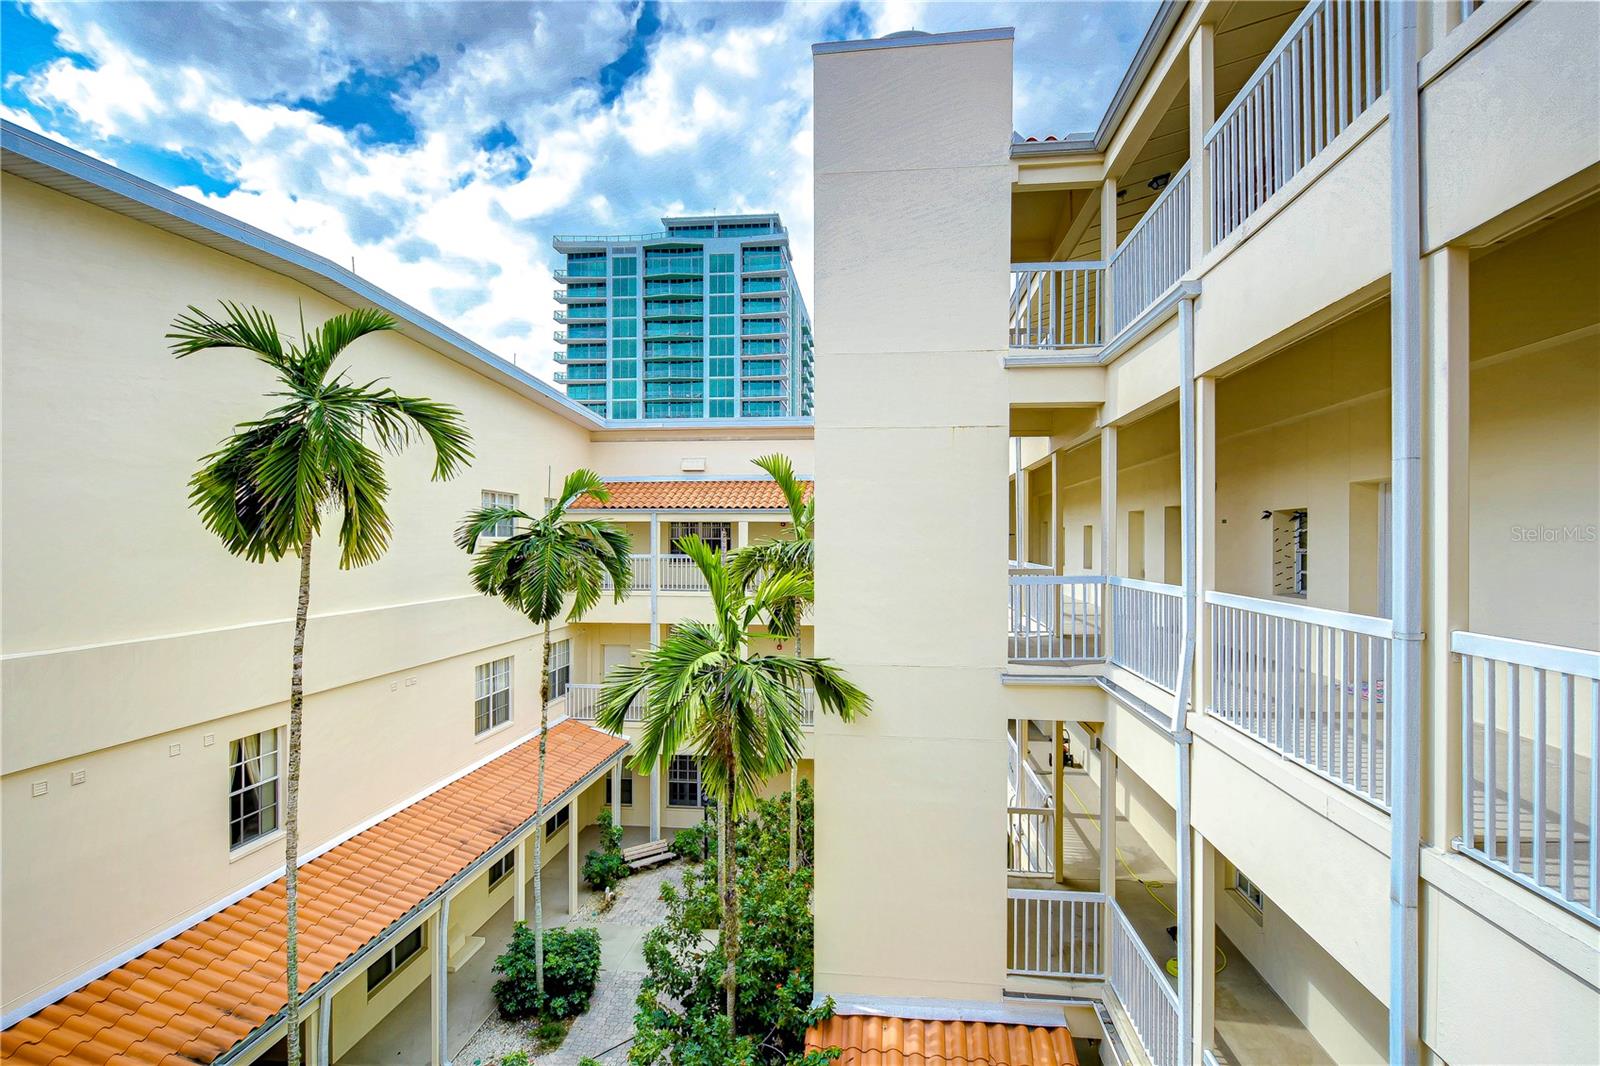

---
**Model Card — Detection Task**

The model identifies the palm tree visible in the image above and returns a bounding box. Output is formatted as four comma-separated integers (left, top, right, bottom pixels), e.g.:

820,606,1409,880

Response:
597,535,867,1027
170,301,472,1066
456,469,631,995
728,453,813,870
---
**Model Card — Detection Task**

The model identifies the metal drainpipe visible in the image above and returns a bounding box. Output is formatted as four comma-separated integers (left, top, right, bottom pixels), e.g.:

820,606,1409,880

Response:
1387,2,1424,1063
1174,294,1199,1065
317,993,331,1065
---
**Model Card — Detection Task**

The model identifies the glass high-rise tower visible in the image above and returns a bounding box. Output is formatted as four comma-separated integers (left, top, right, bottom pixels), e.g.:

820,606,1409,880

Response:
552,213,812,420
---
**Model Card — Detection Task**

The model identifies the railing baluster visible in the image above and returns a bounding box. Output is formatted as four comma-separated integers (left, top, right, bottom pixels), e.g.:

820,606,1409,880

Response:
1508,665,1522,872
1485,658,1498,857
1560,672,1575,900
1533,667,1547,886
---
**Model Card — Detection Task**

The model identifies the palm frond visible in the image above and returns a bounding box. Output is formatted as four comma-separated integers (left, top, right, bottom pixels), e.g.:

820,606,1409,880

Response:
554,468,608,517
168,301,293,372
751,452,808,528
299,307,399,383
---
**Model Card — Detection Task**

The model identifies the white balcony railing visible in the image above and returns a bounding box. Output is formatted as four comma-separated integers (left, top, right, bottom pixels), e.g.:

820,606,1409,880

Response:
1108,162,1191,336
1109,578,1184,693
1006,889,1104,978
1205,0,1390,246
565,683,643,724
1108,902,1181,1066
1206,591,1392,808
599,553,711,594
1009,262,1105,350
1008,574,1105,662
1454,631,1598,920
1008,808,1055,876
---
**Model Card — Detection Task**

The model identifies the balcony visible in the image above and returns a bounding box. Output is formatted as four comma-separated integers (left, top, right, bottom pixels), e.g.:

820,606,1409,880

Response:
740,252,785,274
556,346,605,365
553,285,605,303
644,300,704,319
553,306,605,324
599,553,712,594
644,255,704,278
644,320,702,339
553,262,607,282
1009,263,1104,351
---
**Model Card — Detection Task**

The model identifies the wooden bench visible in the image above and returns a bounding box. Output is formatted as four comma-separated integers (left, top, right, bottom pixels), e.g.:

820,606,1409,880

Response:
623,838,675,872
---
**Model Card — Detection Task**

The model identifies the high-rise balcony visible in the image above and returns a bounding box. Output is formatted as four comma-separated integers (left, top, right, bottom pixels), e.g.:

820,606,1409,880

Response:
643,300,704,319
644,320,702,339
553,305,606,324
553,285,606,303
643,254,704,278
740,252,785,274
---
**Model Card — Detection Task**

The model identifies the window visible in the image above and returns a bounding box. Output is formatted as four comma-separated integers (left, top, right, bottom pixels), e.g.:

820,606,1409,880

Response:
668,521,731,554
488,849,516,888
474,657,512,735
547,639,571,700
545,804,570,837
1233,869,1265,913
612,256,637,276
480,491,517,538
229,729,281,849
1082,525,1094,570
1272,509,1310,597
605,769,634,806
668,754,704,807
366,926,425,994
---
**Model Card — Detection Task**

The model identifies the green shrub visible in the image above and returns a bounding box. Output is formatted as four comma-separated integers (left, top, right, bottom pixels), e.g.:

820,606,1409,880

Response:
533,1018,568,1048
492,923,602,1020
584,809,630,891
670,820,712,862
500,1053,530,1066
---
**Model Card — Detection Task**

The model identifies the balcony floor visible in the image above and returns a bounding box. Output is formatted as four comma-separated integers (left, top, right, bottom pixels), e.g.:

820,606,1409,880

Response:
1010,777,1336,1066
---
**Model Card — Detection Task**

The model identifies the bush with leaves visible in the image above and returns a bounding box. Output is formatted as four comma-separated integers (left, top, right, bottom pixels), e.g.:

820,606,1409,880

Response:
584,809,630,892
629,781,836,1066
493,923,602,1020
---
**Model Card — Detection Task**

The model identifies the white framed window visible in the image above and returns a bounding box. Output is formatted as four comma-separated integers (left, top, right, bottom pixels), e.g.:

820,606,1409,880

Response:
668,521,731,554
545,804,570,837
606,769,634,806
1271,509,1309,597
488,850,516,888
668,754,704,808
547,639,571,700
481,490,518,538
229,729,281,850
474,657,513,735
1233,869,1265,913
366,926,425,994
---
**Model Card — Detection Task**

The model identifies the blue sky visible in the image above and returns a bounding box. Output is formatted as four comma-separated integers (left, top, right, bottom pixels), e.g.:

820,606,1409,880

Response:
1,0,1155,381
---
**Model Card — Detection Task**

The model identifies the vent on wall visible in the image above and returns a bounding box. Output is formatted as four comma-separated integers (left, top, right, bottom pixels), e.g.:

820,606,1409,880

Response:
681,457,706,472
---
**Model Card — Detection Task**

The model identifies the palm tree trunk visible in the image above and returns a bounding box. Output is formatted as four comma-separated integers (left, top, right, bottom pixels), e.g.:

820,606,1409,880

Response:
721,764,738,1027
534,622,551,995
285,531,312,1066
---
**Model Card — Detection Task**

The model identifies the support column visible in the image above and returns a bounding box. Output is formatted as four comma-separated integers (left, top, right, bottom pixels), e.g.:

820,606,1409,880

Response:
1050,450,1061,574
1191,831,1217,1065
566,800,580,919
1100,177,1119,340
1188,22,1216,265
513,836,526,924
1013,438,1029,564
649,511,661,649
1424,246,1470,848
1099,747,1118,946
612,757,624,828
736,519,750,552
1053,721,1066,885
431,900,449,1066
317,986,333,1066
1101,425,1119,658
1012,718,1026,801
1194,376,1218,715
648,765,662,841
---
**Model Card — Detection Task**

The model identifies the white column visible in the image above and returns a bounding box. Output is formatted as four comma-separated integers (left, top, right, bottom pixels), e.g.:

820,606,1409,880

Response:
431,901,449,1066
566,800,580,918
648,511,661,648
736,519,750,552
612,758,624,827
1049,450,1060,574
1424,246,1470,848
1192,830,1217,1065
1013,718,1027,801
1195,376,1218,715
648,765,661,841
1100,427,1118,578
1100,747,1118,949
1100,177,1119,340
1053,721,1066,885
512,836,527,924
1014,439,1029,565
1188,22,1216,265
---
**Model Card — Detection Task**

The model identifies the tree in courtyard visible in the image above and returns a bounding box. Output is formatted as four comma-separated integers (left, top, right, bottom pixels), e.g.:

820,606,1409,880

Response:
597,536,868,1028
728,453,814,870
457,469,631,993
171,302,472,1066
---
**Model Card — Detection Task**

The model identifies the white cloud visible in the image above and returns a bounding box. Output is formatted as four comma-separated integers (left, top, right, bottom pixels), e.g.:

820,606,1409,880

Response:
8,0,1155,386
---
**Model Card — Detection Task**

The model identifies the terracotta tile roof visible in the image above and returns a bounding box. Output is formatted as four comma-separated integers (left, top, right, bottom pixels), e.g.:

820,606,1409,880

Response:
573,478,812,511
2,720,626,1065
806,1014,1079,1066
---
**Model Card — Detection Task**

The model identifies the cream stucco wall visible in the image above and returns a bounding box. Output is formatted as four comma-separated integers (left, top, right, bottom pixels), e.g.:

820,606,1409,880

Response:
0,170,810,1018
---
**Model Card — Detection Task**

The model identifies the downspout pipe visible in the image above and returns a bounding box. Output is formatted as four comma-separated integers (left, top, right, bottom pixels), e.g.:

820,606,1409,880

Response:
1174,294,1199,1064
1386,3,1423,1063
